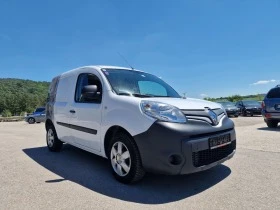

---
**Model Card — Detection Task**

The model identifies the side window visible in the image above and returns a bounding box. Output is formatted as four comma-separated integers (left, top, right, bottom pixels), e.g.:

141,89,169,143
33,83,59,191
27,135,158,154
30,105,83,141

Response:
35,108,45,113
75,73,102,103
138,81,167,96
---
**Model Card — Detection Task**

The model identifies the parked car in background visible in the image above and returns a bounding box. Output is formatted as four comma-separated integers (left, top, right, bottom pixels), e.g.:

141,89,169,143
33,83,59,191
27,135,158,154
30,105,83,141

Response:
33,107,45,115
262,85,280,128
25,109,46,124
217,101,239,117
236,100,262,116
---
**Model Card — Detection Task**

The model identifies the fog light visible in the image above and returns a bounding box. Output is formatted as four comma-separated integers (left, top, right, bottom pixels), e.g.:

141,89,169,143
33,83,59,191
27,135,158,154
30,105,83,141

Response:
168,155,182,165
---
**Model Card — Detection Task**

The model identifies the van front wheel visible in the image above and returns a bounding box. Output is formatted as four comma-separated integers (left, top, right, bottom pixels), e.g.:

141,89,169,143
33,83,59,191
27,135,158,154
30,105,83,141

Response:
109,132,145,184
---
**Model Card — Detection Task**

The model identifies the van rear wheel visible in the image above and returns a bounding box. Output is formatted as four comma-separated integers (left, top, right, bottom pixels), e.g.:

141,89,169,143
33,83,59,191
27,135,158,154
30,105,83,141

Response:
109,132,145,184
46,126,63,152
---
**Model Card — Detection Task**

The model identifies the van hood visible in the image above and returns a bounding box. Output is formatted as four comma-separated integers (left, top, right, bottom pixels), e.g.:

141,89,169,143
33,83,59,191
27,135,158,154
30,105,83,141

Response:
142,97,223,110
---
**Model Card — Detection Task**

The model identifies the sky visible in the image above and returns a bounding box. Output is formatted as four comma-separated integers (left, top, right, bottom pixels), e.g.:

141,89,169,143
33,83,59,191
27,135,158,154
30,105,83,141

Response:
0,0,279,98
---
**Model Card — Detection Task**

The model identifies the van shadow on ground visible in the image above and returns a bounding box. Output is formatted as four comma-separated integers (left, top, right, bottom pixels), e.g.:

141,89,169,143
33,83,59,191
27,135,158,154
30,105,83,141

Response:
23,144,231,204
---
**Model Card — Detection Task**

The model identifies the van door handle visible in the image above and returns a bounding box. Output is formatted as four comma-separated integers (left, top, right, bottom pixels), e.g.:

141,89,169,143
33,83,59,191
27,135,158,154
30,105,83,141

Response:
69,110,76,113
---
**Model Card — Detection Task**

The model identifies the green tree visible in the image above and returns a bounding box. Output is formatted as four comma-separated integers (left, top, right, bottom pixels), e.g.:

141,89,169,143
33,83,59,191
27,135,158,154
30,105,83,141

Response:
227,95,243,102
0,78,50,114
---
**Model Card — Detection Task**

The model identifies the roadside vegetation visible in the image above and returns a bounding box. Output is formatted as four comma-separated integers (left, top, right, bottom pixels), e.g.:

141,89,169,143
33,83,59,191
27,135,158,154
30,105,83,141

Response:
204,94,265,102
0,78,50,116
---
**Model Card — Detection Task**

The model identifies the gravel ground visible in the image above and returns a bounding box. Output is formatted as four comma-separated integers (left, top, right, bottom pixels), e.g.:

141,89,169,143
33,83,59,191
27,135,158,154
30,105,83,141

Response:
0,116,279,210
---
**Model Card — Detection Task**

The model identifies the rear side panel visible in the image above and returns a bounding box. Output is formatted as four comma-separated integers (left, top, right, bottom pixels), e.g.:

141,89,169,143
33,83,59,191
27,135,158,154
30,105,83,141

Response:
46,76,60,125
54,75,77,142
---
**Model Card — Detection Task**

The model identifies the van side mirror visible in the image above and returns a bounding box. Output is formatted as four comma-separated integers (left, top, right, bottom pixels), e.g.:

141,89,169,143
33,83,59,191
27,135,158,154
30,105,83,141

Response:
81,85,101,102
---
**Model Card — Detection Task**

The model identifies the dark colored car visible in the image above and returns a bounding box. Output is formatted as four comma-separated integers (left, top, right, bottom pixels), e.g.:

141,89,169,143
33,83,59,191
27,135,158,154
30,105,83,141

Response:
236,100,262,116
262,85,280,128
217,101,239,117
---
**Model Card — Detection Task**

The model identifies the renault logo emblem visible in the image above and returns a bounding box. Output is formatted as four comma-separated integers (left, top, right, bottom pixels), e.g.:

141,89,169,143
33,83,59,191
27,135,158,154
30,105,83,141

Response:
206,108,218,125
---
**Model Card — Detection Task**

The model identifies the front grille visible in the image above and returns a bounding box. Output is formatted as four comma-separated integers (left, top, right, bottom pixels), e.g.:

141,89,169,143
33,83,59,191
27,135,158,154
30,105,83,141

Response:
181,108,225,125
192,140,236,167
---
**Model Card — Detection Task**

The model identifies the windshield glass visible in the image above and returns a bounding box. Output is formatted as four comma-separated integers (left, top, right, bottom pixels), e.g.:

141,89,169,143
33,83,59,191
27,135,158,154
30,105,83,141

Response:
219,102,236,107
243,101,260,106
102,69,181,98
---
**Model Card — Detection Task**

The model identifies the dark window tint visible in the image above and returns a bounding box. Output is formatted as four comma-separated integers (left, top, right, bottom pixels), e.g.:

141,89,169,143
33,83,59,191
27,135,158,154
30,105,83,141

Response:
267,88,280,99
75,73,102,103
35,108,45,113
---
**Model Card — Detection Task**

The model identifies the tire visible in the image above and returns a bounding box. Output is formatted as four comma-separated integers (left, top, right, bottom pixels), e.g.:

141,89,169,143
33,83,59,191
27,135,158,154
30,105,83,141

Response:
46,125,63,152
242,110,247,117
235,114,239,118
251,114,254,117
109,132,145,184
28,117,35,124
267,121,278,128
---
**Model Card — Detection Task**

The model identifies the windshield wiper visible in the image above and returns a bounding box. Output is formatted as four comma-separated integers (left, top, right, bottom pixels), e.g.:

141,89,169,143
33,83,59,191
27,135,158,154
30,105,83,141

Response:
151,95,172,98
132,93,153,98
118,92,132,96
133,94,174,98
118,92,173,98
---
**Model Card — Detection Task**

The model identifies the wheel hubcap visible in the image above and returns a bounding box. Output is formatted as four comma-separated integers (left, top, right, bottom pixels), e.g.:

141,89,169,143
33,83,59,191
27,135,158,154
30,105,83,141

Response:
110,141,131,177
47,129,54,147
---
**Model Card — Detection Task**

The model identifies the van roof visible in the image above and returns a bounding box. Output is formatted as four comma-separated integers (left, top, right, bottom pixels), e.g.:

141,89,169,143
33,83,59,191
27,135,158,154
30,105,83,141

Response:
96,65,134,70
60,65,145,77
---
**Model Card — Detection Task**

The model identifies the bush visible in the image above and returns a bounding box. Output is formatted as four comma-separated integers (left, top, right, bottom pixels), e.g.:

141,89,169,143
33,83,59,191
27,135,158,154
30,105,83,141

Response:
20,112,27,116
2,110,12,117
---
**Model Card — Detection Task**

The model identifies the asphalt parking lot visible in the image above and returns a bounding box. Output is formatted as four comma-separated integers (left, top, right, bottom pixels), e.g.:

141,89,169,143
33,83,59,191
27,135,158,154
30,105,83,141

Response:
0,116,279,210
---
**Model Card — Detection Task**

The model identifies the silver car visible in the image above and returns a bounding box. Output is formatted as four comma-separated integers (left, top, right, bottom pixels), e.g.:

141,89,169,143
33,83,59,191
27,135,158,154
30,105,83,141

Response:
25,110,46,124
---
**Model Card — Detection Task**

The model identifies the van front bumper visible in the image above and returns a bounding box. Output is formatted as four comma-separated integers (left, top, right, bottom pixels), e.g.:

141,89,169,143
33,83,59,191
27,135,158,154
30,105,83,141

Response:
133,117,236,175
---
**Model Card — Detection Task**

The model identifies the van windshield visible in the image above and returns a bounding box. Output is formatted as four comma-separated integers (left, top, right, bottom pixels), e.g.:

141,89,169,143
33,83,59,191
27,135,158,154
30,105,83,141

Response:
102,69,181,98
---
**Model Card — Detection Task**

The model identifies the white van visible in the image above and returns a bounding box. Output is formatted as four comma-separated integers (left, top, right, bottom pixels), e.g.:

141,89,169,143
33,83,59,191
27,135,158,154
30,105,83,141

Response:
46,66,236,184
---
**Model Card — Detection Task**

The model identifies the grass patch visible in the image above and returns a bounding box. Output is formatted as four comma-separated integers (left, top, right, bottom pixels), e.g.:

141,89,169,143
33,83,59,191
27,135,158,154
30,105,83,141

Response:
0,116,25,122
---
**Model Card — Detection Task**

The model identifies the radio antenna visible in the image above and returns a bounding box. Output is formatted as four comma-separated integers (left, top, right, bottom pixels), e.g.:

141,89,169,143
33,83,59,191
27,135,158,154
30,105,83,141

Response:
117,52,134,70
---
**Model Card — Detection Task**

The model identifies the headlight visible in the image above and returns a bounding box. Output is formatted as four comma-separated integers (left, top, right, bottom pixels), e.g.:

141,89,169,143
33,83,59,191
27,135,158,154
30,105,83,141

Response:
140,101,187,123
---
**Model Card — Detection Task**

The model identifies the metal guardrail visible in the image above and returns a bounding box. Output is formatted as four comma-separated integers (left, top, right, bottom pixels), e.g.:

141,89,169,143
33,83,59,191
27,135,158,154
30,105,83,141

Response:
0,116,25,122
